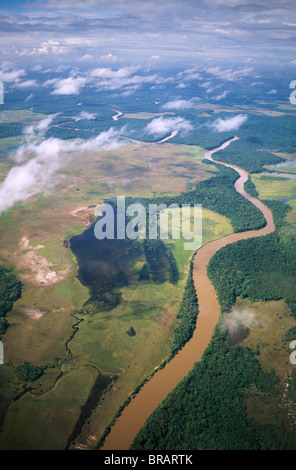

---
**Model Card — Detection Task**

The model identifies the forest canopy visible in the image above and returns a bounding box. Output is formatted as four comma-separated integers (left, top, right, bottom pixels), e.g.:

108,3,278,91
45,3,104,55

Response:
0,266,22,336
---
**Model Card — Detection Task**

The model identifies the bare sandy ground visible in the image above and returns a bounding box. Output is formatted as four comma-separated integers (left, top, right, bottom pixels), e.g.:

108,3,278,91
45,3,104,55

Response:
22,309,46,319
67,206,97,227
1,236,69,286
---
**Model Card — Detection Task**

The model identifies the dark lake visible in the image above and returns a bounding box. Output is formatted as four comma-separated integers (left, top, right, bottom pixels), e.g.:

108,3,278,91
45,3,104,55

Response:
70,206,179,314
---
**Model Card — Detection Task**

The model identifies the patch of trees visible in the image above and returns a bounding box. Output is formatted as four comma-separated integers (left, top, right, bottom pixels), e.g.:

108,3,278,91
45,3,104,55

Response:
207,200,296,317
130,326,286,450
207,233,296,315
283,326,296,343
244,176,259,198
15,361,44,382
0,124,23,139
172,260,198,354
0,266,22,336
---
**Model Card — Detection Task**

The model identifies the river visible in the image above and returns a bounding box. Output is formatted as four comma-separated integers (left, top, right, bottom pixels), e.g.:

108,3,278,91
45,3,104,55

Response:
101,136,275,450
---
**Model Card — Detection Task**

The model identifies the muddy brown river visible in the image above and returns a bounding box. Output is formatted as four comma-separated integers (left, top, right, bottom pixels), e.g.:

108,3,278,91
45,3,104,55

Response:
101,136,275,450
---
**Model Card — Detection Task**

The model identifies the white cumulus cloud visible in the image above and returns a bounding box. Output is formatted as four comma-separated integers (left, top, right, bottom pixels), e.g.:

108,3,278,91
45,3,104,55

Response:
100,53,118,63
161,98,199,110
51,76,88,95
145,116,193,137
14,79,39,89
211,114,248,132
24,114,59,136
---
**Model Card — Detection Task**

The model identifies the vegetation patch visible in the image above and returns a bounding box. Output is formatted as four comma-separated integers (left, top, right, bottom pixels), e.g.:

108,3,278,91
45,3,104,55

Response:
0,266,22,336
130,325,284,450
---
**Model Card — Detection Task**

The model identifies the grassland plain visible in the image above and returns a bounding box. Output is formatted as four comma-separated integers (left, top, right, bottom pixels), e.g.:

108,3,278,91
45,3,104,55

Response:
0,124,232,450
122,112,175,120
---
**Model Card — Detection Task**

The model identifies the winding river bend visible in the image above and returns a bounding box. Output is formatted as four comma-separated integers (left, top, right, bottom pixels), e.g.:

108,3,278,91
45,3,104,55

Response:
101,136,275,450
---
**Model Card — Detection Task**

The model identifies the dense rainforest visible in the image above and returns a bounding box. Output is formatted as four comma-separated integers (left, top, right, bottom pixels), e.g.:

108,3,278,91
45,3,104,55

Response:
207,200,296,318
0,266,22,336
130,325,290,450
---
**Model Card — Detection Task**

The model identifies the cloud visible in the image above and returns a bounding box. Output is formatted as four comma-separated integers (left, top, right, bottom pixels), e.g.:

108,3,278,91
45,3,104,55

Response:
25,93,34,102
177,83,187,89
77,54,95,62
23,114,59,136
205,66,254,82
145,116,193,137
161,98,199,110
79,111,97,120
41,65,172,98
177,67,203,82
1,1,296,63
51,76,88,95
199,80,222,94
100,53,118,63
211,90,229,100
211,114,248,132
268,89,277,94
224,308,260,342
17,40,67,56
87,65,173,95
14,79,39,89
0,128,124,215
31,64,43,72
90,65,141,80
0,66,26,83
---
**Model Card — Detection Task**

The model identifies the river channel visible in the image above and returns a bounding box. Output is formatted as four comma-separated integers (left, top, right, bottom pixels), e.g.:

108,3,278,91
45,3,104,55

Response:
101,136,275,450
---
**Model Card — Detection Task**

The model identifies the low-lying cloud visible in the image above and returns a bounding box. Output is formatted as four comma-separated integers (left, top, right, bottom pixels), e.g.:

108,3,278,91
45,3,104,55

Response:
24,113,59,136
51,76,88,95
211,114,248,132
0,128,124,215
145,116,193,137
224,308,260,343
161,98,199,110
0,63,26,84
211,90,229,101
79,111,97,120
205,66,254,82
41,65,174,97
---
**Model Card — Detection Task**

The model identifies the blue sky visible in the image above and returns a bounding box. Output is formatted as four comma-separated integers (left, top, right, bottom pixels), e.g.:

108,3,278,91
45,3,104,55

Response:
0,0,296,67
